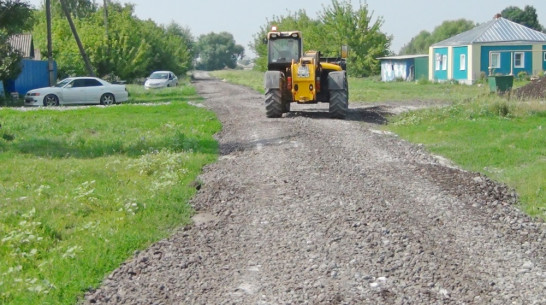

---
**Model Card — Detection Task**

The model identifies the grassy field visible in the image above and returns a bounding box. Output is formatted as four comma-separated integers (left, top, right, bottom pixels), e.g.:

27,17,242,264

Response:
211,69,545,219
0,83,221,304
210,69,530,102
387,97,545,217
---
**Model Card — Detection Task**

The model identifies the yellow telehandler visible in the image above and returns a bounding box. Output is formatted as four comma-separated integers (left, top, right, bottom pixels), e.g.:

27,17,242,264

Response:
263,26,348,118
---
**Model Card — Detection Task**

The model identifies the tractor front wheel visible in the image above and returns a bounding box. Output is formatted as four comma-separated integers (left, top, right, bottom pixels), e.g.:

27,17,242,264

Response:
265,88,283,118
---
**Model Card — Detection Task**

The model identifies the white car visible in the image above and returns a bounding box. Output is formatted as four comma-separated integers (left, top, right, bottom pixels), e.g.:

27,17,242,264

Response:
24,77,129,107
144,71,178,89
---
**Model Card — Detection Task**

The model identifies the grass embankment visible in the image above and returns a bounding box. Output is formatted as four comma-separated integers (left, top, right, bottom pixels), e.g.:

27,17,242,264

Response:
388,97,545,218
0,83,222,304
212,69,545,219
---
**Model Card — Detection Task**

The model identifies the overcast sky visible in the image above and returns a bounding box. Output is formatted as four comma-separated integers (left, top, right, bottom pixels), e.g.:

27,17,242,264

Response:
27,0,546,56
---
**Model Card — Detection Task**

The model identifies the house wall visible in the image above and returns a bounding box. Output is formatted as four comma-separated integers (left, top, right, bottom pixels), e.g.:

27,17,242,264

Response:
531,45,543,75
452,46,468,81
432,47,448,81
380,59,411,82
543,45,546,72
480,45,532,76
414,57,429,80
469,44,482,83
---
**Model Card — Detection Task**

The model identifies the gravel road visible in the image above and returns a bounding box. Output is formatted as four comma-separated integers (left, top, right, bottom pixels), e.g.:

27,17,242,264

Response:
83,72,546,304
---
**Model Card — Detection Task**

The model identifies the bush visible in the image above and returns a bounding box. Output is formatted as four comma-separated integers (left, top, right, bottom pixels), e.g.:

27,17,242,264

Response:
517,71,530,81
417,77,430,85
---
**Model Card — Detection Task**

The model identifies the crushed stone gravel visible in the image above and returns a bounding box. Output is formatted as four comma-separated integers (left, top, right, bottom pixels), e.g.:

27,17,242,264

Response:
83,72,546,305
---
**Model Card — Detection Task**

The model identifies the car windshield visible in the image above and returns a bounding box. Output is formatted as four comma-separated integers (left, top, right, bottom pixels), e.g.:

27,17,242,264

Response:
149,73,169,80
55,78,73,87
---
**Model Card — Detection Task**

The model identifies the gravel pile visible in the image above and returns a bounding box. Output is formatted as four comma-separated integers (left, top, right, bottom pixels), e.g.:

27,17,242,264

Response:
83,72,546,305
514,76,546,99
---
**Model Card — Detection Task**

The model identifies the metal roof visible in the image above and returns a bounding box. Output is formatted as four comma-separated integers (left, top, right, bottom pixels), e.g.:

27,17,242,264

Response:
378,54,428,60
432,17,546,47
7,34,34,58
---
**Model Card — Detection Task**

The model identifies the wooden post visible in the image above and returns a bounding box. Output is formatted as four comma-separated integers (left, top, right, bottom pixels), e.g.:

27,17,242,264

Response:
46,0,54,85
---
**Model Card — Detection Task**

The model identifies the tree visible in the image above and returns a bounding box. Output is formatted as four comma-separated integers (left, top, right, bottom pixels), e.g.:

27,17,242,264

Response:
501,5,544,32
399,19,475,55
250,10,321,72
196,32,244,71
31,1,195,80
251,0,391,77
320,0,391,77
48,0,97,18
0,0,34,81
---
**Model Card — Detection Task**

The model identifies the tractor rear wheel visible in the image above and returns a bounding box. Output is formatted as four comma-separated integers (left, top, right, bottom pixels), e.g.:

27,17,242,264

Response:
328,72,348,119
265,88,283,118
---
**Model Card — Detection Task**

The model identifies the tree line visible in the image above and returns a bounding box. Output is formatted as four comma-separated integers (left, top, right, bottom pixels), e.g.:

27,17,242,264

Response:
399,5,545,55
250,0,392,77
1,0,544,84
1,0,244,83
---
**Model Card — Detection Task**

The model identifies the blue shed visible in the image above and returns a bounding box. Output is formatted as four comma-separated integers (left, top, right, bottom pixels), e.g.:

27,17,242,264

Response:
2,34,57,97
429,16,546,84
4,59,58,97
378,55,429,82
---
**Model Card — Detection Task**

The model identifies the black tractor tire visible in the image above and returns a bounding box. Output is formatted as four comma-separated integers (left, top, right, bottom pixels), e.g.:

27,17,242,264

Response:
328,73,348,119
265,88,283,118
43,94,59,106
283,99,291,113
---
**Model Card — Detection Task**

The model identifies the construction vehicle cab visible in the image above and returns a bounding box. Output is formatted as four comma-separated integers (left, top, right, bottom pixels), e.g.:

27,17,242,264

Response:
263,26,348,118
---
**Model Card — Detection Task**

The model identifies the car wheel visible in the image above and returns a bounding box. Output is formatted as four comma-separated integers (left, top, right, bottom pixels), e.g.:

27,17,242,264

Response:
43,94,59,106
100,93,115,105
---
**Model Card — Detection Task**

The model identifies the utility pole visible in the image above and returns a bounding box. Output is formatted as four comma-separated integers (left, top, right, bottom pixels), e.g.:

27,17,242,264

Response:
59,0,95,76
46,0,54,85
103,0,109,40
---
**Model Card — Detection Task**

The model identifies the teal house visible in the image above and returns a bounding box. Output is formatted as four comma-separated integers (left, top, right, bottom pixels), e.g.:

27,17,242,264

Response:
429,15,546,84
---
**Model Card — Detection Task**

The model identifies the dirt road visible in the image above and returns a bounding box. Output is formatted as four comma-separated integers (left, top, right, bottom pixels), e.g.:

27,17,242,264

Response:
84,72,546,304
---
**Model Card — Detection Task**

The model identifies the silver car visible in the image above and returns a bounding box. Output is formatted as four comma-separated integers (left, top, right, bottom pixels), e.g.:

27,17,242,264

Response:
144,71,178,89
24,77,129,106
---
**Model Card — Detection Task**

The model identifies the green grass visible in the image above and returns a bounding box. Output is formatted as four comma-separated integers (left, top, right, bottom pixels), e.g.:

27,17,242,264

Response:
348,77,490,102
213,69,545,219
210,70,265,94
0,84,221,304
210,69,533,103
386,97,545,218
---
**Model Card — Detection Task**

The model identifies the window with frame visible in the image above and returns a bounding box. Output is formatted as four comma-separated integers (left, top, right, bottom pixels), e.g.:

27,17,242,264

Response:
435,54,441,70
460,54,466,70
514,52,524,68
441,55,447,71
490,52,500,69
544,52,546,61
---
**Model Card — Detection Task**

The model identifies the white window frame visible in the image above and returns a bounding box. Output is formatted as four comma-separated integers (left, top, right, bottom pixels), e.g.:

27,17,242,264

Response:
543,52,546,61
490,52,501,69
460,54,466,70
514,52,524,68
435,54,441,71
441,55,447,71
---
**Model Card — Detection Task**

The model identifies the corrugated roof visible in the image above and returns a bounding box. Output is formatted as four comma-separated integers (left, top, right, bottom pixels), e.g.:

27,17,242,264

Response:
7,34,34,58
378,54,428,60
432,17,546,47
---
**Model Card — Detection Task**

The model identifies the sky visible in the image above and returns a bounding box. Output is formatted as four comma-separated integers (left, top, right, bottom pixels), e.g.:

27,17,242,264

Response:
27,0,546,57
